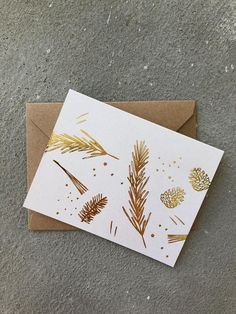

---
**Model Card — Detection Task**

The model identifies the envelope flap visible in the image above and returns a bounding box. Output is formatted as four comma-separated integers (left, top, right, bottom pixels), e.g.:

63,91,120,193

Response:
111,100,195,131
27,103,62,138
27,100,195,139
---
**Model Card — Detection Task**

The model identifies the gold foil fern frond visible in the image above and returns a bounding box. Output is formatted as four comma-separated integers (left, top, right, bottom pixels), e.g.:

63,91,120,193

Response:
160,187,185,208
46,130,119,160
189,168,211,191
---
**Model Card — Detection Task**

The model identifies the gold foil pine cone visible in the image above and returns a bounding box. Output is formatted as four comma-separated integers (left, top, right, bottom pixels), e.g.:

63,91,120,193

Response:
160,187,185,208
189,168,211,191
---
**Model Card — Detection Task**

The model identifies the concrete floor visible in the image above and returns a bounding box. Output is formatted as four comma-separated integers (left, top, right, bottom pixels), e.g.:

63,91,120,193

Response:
1,0,236,313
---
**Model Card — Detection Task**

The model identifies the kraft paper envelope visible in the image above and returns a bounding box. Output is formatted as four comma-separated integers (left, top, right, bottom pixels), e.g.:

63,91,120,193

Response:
26,100,196,231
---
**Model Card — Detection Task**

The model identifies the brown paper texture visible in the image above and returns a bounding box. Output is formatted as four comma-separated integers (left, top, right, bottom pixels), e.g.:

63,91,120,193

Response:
26,100,196,230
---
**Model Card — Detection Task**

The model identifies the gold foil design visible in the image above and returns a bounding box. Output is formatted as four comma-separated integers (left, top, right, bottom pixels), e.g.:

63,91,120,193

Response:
79,194,108,224
109,220,118,236
168,234,187,243
110,220,113,234
53,160,88,195
46,130,119,160
122,141,151,248
76,112,89,124
160,187,185,208
189,168,211,191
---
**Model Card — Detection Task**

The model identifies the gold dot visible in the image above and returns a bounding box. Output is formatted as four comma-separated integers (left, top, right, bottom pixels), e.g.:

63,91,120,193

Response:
168,176,172,179
151,233,155,238
103,162,107,166
173,161,176,164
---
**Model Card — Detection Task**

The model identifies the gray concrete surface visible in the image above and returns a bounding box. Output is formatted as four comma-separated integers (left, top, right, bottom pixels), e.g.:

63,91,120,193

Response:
1,0,236,313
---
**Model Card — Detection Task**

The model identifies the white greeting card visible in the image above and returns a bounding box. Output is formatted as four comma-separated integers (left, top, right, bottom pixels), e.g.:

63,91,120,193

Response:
24,90,224,266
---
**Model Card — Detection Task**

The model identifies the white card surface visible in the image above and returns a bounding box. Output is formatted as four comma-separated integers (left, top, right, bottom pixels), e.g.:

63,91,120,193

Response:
24,90,224,267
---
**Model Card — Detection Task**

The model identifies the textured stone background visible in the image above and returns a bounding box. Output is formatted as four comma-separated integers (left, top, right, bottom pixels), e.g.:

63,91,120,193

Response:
1,0,236,313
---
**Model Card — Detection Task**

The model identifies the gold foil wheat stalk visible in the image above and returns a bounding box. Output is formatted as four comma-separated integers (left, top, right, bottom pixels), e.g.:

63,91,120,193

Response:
79,194,108,224
160,187,185,208
168,234,187,244
46,130,119,160
189,168,211,191
122,141,151,248
53,160,88,195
